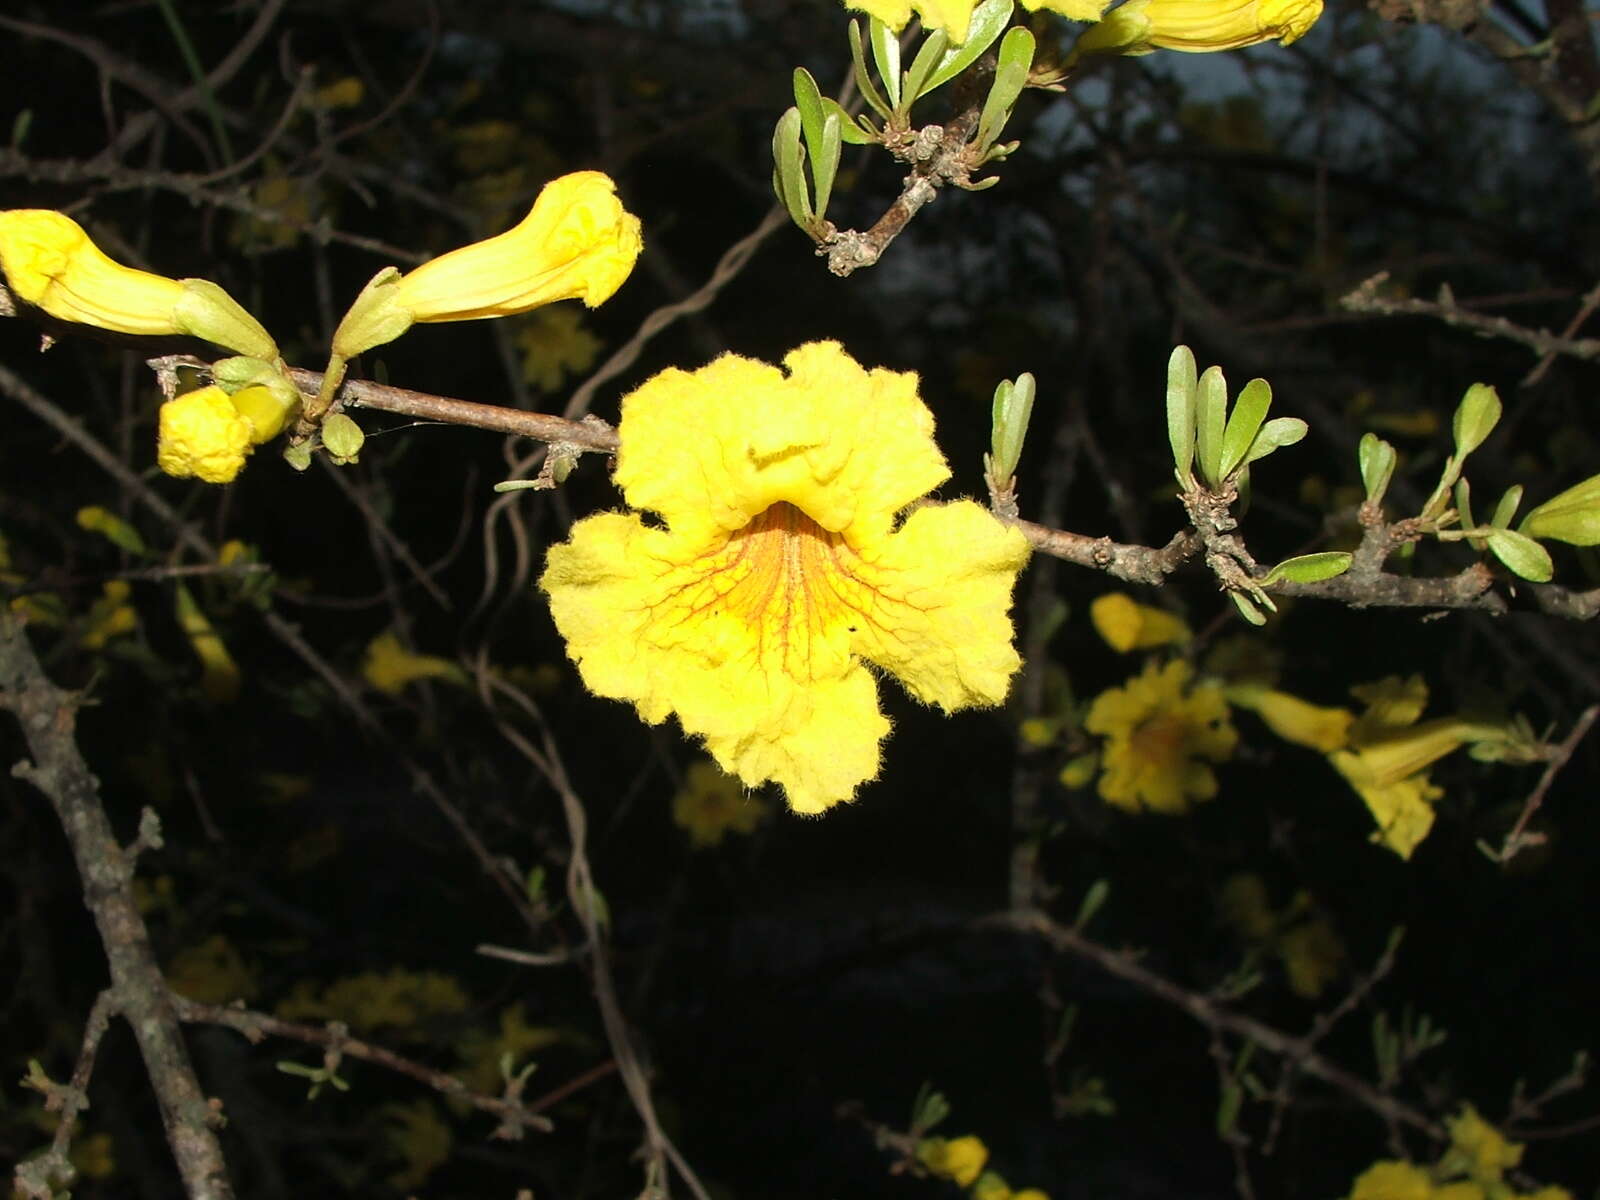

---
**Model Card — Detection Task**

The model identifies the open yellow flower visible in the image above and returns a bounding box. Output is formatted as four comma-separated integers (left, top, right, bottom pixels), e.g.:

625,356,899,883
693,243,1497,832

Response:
843,0,979,41
1084,659,1236,814
1071,0,1320,57
332,170,641,361
540,342,1029,814
0,209,277,357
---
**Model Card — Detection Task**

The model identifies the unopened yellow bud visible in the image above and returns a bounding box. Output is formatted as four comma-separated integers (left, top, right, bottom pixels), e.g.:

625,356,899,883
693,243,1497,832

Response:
332,170,641,360
1089,592,1191,652
228,383,296,444
157,387,253,484
0,210,276,357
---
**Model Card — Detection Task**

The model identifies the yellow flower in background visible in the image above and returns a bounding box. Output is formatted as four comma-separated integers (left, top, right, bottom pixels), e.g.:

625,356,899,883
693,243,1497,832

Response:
456,1003,567,1095
540,342,1030,814
673,760,769,847
1085,659,1236,814
917,1135,989,1187
1089,592,1191,652
174,583,240,703
1444,1106,1522,1183
381,1099,452,1190
1226,683,1353,752
974,1172,1051,1200
1330,675,1513,859
1346,1160,1434,1200
157,387,253,484
332,171,641,360
0,209,276,357
167,933,257,1005
843,0,978,41
78,580,138,650
276,969,469,1039
515,305,603,391
361,630,467,695
1219,873,1345,998
1071,0,1319,57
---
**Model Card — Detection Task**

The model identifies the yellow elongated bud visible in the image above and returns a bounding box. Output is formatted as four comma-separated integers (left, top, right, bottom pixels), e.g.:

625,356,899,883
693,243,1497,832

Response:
0,210,276,357
1089,592,1191,652
1072,0,1320,57
174,583,240,703
157,386,253,484
332,171,642,360
1226,684,1353,752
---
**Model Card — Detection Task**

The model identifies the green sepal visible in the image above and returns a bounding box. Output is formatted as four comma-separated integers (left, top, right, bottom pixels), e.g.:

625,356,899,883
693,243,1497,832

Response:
1486,528,1553,582
1217,376,1271,481
1194,364,1227,489
1166,344,1197,487
1259,551,1352,586
173,278,278,361
1518,472,1600,545
321,412,365,464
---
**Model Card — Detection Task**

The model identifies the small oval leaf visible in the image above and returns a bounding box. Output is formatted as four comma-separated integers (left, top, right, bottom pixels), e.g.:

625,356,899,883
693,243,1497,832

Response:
1166,345,1197,485
1486,528,1554,582
1260,551,1352,586
1218,377,1272,481
1194,364,1228,489
1452,382,1501,461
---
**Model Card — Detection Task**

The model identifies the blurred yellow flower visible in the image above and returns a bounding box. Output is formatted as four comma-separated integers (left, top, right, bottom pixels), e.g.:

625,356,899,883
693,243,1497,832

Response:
157,387,254,484
0,209,276,356
362,630,466,695
1219,873,1345,998
456,1003,566,1095
515,305,602,391
175,583,240,703
381,1099,452,1190
1330,676,1511,859
78,580,138,650
1085,659,1236,813
673,759,769,848
541,342,1029,814
332,170,641,360
1444,1106,1522,1183
974,1172,1051,1200
917,1134,989,1187
1347,1160,1434,1200
1226,682,1353,752
167,933,257,1005
1089,591,1191,652
276,969,469,1039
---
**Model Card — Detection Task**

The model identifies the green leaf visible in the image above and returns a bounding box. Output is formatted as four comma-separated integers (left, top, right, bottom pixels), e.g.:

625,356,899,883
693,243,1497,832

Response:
922,0,1015,94
812,112,842,218
1230,591,1267,625
792,68,825,147
901,28,949,107
1489,483,1522,530
1074,878,1109,929
1166,345,1197,486
1486,528,1554,582
1218,377,1271,481
989,372,1035,482
1358,433,1397,504
1519,472,1600,545
975,26,1034,150
771,106,813,229
1451,382,1501,461
869,17,902,110
847,21,894,119
1194,364,1227,489
824,97,874,144
1260,551,1352,586
1240,416,1307,467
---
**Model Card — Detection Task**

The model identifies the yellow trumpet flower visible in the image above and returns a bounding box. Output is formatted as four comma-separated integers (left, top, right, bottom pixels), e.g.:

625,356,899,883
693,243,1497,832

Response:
1071,0,1321,57
540,341,1029,814
331,171,641,361
0,209,277,357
